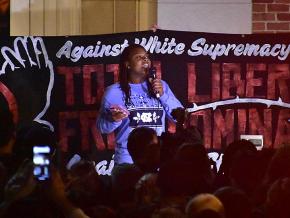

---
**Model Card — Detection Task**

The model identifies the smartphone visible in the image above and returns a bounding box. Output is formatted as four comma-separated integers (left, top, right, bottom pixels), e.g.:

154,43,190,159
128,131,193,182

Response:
33,145,51,181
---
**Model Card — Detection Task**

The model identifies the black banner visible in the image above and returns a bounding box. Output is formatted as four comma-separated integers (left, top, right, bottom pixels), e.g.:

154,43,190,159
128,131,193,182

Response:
0,30,290,174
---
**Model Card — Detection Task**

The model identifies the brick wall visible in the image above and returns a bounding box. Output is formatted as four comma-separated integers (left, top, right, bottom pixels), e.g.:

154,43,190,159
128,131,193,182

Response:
253,0,290,33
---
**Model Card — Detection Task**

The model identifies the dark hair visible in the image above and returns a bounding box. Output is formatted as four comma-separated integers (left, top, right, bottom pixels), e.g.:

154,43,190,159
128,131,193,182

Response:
13,122,56,160
127,127,157,161
219,139,257,177
214,186,252,218
265,144,290,185
119,44,155,106
175,143,212,180
157,160,212,197
266,178,290,218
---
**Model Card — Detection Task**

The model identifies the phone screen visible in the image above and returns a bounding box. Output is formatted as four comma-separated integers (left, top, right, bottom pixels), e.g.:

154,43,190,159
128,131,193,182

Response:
33,145,51,181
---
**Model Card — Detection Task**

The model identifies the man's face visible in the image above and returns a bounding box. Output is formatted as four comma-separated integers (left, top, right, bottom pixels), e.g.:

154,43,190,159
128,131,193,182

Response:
126,48,151,81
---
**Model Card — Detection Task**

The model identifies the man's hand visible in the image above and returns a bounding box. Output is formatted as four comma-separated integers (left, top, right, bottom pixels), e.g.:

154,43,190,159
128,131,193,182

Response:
44,167,90,218
151,24,159,32
45,166,66,202
4,160,36,203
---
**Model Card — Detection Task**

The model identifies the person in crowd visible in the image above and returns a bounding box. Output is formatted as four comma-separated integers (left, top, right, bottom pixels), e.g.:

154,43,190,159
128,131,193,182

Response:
159,125,204,165
264,144,290,186
13,122,57,162
185,194,224,218
0,160,36,218
215,140,257,189
157,159,212,211
265,177,290,218
111,127,160,209
214,186,252,218
175,143,214,187
228,150,260,197
253,144,290,208
127,127,160,173
135,173,160,206
66,160,109,210
0,160,92,218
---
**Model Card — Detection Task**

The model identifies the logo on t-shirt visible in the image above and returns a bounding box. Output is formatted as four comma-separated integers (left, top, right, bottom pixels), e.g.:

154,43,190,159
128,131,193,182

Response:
128,107,163,128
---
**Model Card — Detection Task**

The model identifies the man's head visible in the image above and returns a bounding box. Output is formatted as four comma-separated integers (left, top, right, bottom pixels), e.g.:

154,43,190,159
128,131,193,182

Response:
127,127,160,172
265,144,290,185
214,186,252,218
13,122,56,161
266,178,290,218
186,194,224,218
219,139,257,177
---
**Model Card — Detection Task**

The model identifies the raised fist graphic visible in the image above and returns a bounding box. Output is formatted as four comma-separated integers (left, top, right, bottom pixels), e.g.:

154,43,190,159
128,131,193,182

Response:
0,36,54,130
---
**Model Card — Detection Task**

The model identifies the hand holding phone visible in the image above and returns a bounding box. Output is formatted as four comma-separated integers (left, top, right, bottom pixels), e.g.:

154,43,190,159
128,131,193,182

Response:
33,145,51,181
4,160,36,202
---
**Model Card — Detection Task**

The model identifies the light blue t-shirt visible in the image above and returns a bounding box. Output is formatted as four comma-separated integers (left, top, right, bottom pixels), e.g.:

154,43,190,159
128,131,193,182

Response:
96,80,183,164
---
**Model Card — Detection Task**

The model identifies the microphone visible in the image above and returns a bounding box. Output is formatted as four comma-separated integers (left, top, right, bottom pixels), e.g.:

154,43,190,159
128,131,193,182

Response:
148,67,160,98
